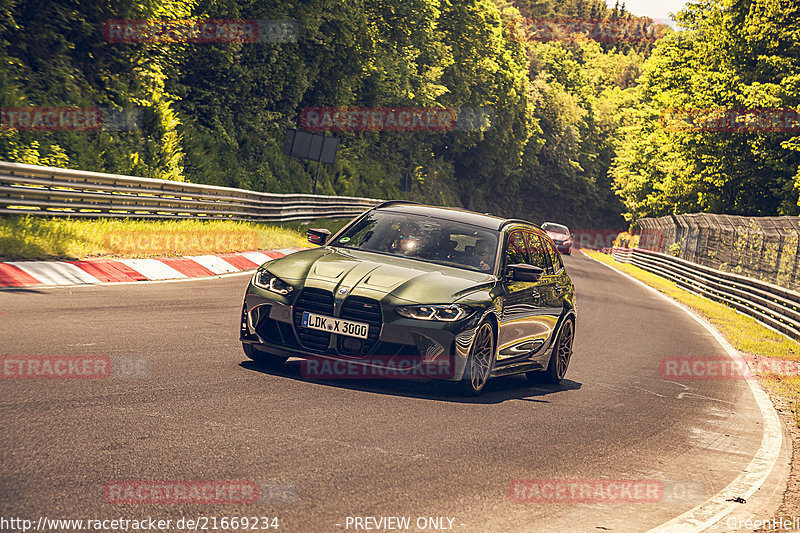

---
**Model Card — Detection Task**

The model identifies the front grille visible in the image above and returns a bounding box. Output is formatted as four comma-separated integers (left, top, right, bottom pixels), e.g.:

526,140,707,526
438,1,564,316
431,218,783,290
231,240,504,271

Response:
338,296,382,355
293,288,335,352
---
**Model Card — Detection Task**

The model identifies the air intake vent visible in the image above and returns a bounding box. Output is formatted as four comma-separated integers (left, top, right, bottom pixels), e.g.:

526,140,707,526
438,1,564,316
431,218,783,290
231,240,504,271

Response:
293,288,334,353
338,297,382,355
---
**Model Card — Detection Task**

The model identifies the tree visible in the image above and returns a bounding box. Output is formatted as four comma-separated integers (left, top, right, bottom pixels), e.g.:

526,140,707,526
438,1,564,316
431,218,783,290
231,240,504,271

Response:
611,0,800,219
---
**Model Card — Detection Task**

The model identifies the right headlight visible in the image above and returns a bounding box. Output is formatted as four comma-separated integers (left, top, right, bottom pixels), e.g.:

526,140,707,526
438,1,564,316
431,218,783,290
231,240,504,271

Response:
395,304,474,322
252,270,294,295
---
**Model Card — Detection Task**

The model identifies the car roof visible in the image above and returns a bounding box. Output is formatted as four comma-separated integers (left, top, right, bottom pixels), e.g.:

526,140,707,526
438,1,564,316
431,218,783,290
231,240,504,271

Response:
375,201,538,231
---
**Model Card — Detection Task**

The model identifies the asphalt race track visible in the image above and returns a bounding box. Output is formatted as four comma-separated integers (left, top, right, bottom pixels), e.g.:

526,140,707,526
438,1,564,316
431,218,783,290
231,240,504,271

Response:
0,253,771,532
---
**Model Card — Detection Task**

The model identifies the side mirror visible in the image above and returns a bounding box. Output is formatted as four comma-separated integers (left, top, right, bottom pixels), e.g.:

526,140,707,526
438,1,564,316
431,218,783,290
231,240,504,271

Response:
307,228,332,246
505,263,544,282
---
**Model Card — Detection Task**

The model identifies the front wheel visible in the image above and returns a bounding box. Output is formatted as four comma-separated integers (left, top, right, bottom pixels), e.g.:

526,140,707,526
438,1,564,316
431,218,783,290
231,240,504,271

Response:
461,321,496,396
242,343,288,368
535,319,574,384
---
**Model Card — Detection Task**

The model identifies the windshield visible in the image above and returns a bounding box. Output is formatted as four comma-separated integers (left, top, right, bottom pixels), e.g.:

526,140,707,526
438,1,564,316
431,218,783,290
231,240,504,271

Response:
331,211,499,272
542,222,569,235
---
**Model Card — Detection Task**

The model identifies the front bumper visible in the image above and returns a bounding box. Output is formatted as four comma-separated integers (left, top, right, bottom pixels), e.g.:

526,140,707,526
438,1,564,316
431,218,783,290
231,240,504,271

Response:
553,242,572,254
240,284,484,381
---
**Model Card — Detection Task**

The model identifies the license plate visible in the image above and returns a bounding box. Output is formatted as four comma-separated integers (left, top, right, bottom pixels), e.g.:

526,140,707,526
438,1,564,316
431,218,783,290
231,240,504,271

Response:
301,312,369,339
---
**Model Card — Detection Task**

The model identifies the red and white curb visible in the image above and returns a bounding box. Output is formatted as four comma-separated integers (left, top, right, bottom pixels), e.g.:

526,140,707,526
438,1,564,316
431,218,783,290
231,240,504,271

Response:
0,248,305,288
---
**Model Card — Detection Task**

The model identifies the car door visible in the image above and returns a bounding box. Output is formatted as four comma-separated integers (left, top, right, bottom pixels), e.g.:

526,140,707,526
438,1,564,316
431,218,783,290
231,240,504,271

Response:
532,233,564,344
496,230,550,363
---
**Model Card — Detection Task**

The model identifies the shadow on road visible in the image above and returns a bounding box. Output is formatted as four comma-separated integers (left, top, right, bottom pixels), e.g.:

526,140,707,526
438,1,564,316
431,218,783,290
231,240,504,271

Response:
239,359,581,404
0,287,47,294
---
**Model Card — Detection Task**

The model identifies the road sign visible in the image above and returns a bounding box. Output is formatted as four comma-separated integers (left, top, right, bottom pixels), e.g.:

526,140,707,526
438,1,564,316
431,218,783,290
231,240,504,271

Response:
283,128,340,193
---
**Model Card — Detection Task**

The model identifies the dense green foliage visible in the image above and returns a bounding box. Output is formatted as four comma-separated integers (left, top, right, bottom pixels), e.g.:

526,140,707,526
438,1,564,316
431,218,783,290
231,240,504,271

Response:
611,0,800,220
1,0,668,228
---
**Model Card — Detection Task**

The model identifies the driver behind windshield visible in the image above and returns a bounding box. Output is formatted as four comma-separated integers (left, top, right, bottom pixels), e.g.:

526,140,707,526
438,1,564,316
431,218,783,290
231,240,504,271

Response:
387,223,420,256
472,238,493,271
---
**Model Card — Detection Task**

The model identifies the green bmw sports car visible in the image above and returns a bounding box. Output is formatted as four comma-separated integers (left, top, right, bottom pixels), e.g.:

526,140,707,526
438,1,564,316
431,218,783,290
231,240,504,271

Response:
240,202,576,395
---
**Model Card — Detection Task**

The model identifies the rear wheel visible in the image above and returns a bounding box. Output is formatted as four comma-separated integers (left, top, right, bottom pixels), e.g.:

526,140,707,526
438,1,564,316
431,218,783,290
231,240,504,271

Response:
548,319,574,383
461,321,495,396
528,319,573,384
242,343,288,368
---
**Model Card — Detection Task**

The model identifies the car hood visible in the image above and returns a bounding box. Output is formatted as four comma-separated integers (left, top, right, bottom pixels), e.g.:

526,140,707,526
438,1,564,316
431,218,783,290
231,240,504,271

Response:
264,247,494,304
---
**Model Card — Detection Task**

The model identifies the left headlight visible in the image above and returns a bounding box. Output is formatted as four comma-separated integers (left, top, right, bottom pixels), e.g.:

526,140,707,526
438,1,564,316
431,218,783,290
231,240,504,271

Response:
395,304,473,322
252,270,294,295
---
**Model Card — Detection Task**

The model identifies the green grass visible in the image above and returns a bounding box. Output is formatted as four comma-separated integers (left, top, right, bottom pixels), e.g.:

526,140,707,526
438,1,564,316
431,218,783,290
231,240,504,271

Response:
586,250,800,425
0,215,351,260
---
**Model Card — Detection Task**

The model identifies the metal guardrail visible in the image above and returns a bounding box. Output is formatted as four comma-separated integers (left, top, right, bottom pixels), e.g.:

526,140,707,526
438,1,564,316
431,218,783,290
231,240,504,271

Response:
0,161,381,221
612,247,800,340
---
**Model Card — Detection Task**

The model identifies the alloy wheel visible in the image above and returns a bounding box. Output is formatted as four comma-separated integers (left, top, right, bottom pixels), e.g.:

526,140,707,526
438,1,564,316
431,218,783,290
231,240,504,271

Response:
554,320,574,380
466,322,495,393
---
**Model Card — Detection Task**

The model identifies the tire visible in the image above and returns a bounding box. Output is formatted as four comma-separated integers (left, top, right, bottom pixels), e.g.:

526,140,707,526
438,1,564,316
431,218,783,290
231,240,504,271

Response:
460,321,496,396
531,319,574,384
242,343,288,368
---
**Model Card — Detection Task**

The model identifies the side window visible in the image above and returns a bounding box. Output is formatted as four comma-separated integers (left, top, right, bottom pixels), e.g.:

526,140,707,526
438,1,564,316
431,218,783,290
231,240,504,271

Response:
505,231,529,266
542,236,562,274
525,232,549,272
